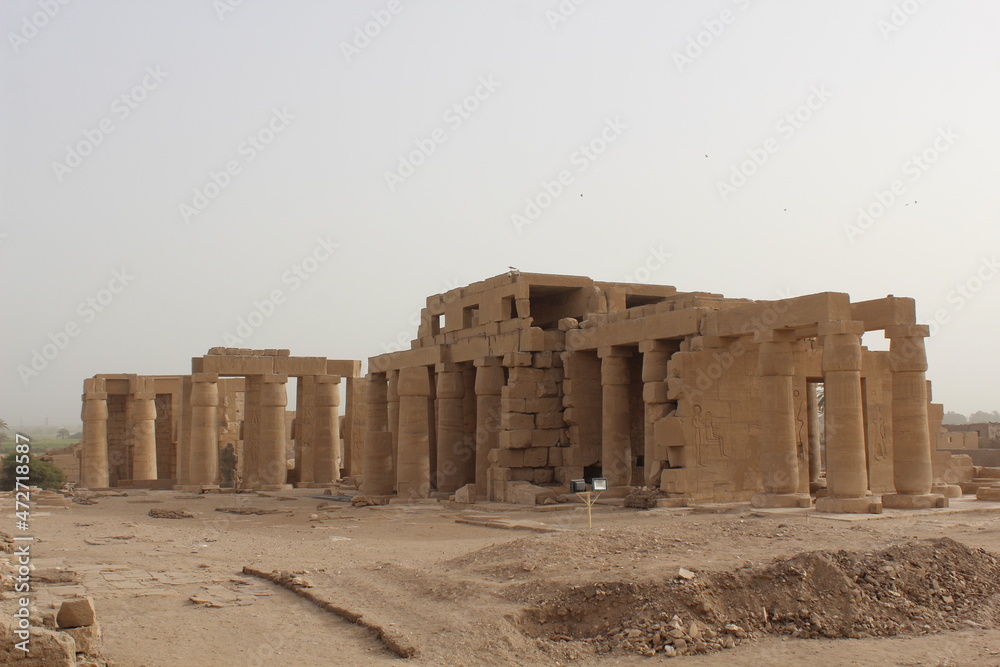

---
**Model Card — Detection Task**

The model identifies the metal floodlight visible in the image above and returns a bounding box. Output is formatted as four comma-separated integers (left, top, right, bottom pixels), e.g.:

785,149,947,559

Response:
572,478,606,529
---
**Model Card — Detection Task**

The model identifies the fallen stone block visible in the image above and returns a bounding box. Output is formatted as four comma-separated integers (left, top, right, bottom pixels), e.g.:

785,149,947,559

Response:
454,484,476,504
976,486,1000,501
57,596,97,628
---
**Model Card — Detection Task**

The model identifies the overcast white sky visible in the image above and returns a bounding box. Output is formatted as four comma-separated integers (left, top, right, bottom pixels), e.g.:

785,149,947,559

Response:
2,0,998,427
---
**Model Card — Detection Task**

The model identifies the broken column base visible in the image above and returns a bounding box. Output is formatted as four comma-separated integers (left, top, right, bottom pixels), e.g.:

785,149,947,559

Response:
882,492,948,509
815,496,882,514
809,479,828,494
295,482,336,489
750,492,811,508
931,483,963,498
253,484,293,491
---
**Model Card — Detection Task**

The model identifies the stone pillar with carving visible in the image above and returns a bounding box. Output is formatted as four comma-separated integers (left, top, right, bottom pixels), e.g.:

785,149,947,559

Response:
397,366,431,499
882,324,947,508
131,377,158,481
435,363,468,493
752,330,810,508
361,372,394,496
188,373,219,487
816,321,880,513
255,374,289,489
312,375,341,484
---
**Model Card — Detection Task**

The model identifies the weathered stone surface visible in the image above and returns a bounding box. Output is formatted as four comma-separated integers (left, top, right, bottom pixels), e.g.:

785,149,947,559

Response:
454,484,477,504
976,486,1000,501
63,621,102,654
57,596,96,628
0,617,76,666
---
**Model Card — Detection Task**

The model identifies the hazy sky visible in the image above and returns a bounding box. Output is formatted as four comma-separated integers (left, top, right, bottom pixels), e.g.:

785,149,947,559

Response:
2,0,998,427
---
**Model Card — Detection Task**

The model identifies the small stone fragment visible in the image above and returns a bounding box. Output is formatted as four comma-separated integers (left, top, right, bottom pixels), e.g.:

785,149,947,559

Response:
56,597,96,628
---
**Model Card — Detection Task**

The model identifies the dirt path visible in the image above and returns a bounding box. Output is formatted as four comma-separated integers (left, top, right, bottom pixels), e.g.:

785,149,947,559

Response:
12,490,1000,666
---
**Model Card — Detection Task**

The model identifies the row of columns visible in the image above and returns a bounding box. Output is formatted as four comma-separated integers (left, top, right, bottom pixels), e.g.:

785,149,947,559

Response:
291,375,341,486
582,321,941,512
751,321,942,512
190,373,341,490
82,373,342,491
81,377,158,489
597,343,676,489
362,358,504,500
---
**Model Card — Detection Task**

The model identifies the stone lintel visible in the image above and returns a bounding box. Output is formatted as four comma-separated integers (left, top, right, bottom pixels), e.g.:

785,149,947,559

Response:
884,324,930,339
817,320,866,336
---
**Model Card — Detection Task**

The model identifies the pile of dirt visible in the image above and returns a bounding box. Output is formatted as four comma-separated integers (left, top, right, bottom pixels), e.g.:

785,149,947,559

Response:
444,527,697,582
623,489,662,509
518,537,1000,658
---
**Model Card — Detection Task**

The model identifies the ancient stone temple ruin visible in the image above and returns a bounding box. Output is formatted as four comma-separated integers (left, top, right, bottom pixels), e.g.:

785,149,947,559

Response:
362,272,971,513
78,349,364,491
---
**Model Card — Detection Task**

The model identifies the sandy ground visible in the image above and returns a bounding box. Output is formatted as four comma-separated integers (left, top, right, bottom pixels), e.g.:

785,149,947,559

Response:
10,489,1000,666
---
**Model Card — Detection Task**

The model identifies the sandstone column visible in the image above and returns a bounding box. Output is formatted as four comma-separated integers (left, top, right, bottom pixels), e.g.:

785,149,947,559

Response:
177,375,194,485
131,379,158,481
807,381,822,491
241,375,262,489
361,372,394,496
294,376,315,485
600,347,632,487
397,366,431,499
387,370,400,474
188,373,219,487
81,378,109,489
640,341,671,488
815,321,880,513
313,375,341,484
474,357,504,496
255,374,289,489
882,325,946,508
435,363,468,493
461,364,478,487
344,376,366,478
752,330,810,508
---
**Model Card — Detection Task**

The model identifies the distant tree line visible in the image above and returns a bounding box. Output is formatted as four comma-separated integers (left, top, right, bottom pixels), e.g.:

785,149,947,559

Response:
943,410,1000,425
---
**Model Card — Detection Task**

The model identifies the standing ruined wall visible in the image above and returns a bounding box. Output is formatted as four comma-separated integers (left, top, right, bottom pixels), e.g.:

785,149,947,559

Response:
363,272,971,513
496,352,566,487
